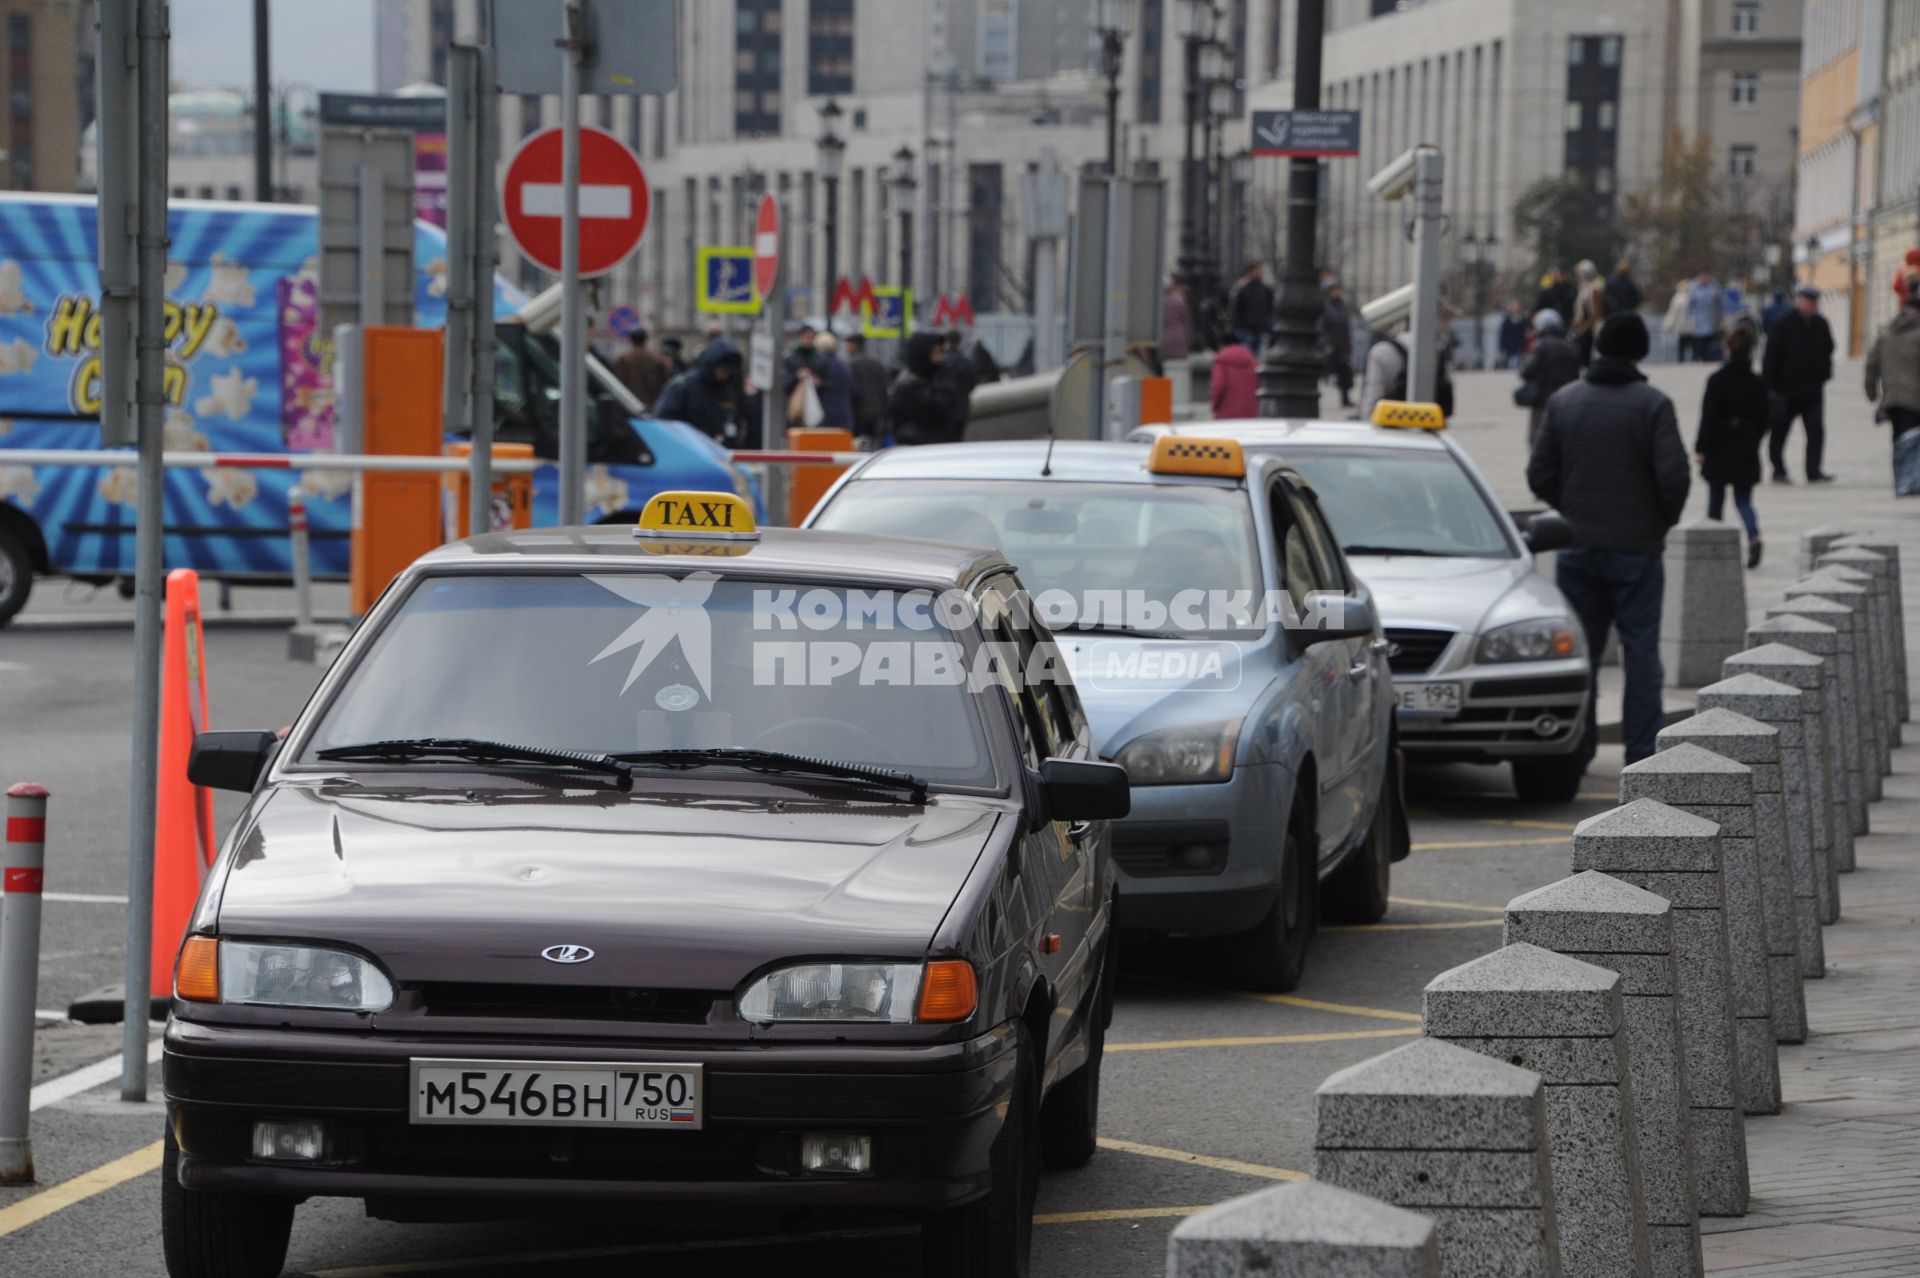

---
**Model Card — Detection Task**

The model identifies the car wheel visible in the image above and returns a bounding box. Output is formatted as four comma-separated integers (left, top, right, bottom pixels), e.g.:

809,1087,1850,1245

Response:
921,1024,1040,1278
1230,818,1316,991
1040,945,1108,1169
1512,752,1588,804
161,1127,295,1278
0,525,31,627
1324,776,1395,925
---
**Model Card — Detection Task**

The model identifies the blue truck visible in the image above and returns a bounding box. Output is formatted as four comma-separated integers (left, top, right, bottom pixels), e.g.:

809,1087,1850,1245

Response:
0,193,747,624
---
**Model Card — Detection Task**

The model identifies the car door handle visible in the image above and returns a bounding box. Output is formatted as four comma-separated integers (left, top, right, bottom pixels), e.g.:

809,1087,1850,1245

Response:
1370,638,1393,655
1347,662,1371,682
1066,821,1094,840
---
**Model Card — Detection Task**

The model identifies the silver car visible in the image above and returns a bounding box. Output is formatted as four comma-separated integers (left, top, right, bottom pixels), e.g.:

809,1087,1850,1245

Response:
1137,415,1592,803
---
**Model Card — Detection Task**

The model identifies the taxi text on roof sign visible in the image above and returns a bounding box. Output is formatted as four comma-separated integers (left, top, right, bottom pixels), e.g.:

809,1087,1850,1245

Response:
1149,436,1246,479
634,491,760,541
1371,400,1448,431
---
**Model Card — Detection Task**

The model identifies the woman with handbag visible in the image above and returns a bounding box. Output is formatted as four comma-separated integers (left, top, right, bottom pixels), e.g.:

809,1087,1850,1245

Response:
1866,274,1920,498
1695,323,1769,568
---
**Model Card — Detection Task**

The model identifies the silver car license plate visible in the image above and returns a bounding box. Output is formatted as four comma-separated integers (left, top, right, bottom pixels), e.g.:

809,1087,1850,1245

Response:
1395,681,1463,718
410,1059,703,1129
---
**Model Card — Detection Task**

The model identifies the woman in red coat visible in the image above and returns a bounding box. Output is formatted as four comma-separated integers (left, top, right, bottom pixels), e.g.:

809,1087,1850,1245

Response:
1211,341,1259,419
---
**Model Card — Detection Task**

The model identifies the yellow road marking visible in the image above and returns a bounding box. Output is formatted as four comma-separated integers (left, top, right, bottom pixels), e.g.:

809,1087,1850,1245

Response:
1390,895,1507,914
1408,810,1578,833
1411,836,1568,851
0,1140,163,1239
1241,993,1422,1023
1035,1205,1209,1225
1096,1136,1305,1182
1108,1027,1420,1052
1324,919,1505,933
1502,818,1578,831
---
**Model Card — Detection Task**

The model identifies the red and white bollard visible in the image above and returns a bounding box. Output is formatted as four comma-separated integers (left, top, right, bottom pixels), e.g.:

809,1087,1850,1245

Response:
0,782,48,1183
289,484,313,631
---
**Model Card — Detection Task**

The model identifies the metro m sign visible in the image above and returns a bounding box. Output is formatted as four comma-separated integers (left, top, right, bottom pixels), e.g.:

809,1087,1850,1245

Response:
502,125,651,278
830,276,877,317
933,294,976,327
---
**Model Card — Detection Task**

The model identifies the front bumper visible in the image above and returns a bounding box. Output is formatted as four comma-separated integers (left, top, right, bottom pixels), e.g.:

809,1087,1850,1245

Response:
1109,762,1289,938
163,1017,1015,1213
1396,662,1590,763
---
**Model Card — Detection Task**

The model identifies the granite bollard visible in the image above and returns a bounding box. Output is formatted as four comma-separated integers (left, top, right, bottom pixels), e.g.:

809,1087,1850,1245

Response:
1798,524,1857,573
1700,668,1828,970
1506,873,1705,1277
1314,1037,1563,1277
1724,644,1841,925
1166,1181,1441,1278
1784,576,1888,787
1657,709,1807,1042
1423,944,1654,1278
1832,533,1908,719
1660,519,1749,688
1620,745,1781,1116
1818,548,1900,744
1570,800,1748,1218
1764,600,1870,837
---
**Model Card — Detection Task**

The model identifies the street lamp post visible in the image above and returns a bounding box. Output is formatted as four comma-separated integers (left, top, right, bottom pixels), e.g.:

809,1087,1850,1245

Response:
1229,148,1252,284
1175,1,1219,347
1092,0,1134,175
893,145,918,305
1258,0,1327,418
816,99,846,319
1207,66,1233,281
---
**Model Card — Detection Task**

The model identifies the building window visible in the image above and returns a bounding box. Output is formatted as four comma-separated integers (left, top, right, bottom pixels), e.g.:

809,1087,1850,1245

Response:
1732,72,1759,108
735,0,783,135
1566,101,1583,130
1598,101,1615,131
1593,166,1614,195
1138,0,1164,126
807,0,855,96
1732,2,1760,35
1568,38,1584,66
1599,36,1621,66
1730,144,1757,176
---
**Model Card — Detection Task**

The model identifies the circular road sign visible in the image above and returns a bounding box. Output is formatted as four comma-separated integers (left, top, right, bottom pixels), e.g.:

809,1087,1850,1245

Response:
502,125,650,278
754,194,781,300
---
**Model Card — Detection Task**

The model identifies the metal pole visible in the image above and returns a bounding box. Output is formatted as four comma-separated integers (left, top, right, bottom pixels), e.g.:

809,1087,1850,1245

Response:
1407,148,1445,404
96,0,135,449
1101,175,1131,440
1104,42,1121,175
901,207,914,304
762,197,786,470
823,176,839,319
0,784,48,1182
468,39,498,538
443,45,476,467
1179,36,1202,343
1034,236,1059,373
289,486,312,630
124,0,169,1101
357,167,385,327
557,2,586,526
252,0,270,202
1257,0,1326,418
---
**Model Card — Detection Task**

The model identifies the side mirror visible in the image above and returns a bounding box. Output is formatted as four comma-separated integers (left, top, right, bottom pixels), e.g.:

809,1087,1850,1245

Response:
187,730,281,793
1040,758,1131,824
1525,513,1574,555
1287,592,1377,652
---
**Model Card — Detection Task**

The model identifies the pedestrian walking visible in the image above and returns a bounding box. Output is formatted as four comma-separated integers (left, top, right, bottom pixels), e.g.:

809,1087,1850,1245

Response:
611,328,673,410
1685,271,1724,363
1762,283,1837,484
1604,260,1642,317
1515,309,1583,446
1662,280,1692,361
1161,273,1193,362
844,334,891,446
806,332,856,433
1227,262,1275,353
1319,283,1356,408
654,339,754,448
1211,339,1259,419
1864,271,1920,476
783,323,820,395
1526,313,1691,764
1498,299,1530,370
1534,266,1576,327
1572,260,1609,365
888,331,965,446
1360,324,1456,419
1760,289,1791,336
1695,323,1769,568
660,336,688,376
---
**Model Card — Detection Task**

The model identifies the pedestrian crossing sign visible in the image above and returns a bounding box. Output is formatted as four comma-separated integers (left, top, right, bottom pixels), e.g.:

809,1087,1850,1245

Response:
697,247,760,316
862,287,913,338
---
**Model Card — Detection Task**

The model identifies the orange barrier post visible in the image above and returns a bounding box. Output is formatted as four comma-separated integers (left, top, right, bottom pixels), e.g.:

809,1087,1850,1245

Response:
350,327,446,613
444,442,536,539
150,568,211,1000
1139,376,1174,426
784,428,854,526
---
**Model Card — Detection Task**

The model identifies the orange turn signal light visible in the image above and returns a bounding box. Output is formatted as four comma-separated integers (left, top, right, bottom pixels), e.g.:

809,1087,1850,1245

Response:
175,936,220,1003
1551,629,1579,658
917,960,978,1023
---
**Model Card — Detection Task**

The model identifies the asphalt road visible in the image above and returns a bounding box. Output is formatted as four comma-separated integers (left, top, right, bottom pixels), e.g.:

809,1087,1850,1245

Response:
0,619,1623,1277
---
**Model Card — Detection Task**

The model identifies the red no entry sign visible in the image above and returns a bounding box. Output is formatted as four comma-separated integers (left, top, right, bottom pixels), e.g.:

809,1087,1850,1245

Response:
754,194,781,300
502,125,651,278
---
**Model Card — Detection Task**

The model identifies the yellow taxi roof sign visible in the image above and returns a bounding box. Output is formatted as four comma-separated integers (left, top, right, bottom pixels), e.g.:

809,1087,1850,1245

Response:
1371,400,1448,431
633,491,759,541
1149,436,1246,479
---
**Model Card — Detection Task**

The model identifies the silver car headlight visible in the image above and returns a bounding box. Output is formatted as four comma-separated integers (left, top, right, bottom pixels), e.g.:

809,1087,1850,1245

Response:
186,939,395,1012
1112,719,1241,785
738,961,926,1024
1475,618,1583,665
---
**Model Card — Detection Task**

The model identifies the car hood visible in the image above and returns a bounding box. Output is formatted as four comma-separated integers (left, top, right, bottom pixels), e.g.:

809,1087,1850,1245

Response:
1346,555,1541,635
209,778,1003,992
1054,635,1273,760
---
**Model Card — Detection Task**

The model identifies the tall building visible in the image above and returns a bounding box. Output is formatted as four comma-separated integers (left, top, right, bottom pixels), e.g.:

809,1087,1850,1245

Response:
1794,0,1880,354
0,0,84,193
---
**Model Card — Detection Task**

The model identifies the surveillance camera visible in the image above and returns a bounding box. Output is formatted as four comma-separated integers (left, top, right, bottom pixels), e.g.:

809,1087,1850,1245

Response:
1367,145,1435,202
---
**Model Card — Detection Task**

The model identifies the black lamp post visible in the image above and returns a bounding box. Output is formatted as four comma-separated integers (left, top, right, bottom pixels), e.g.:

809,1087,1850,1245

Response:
816,99,846,317
1175,0,1220,347
1206,58,1233,280
1092,0,1134,175
1229,148,1252,281
1258,0,1326,418
893,145,918,304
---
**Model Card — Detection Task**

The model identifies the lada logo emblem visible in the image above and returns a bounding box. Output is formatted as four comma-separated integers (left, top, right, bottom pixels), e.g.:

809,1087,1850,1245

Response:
540,944,596,964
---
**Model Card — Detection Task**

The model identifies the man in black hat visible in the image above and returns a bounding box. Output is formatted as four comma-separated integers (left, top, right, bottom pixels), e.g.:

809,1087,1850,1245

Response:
1527,312,1691,765
1762,283,1838,483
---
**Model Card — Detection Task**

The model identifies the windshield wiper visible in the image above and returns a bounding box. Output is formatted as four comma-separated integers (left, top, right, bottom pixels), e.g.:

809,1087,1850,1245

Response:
1342,545,1456,558
612,748,928,803
1057,621,1175,640
315,738,633,791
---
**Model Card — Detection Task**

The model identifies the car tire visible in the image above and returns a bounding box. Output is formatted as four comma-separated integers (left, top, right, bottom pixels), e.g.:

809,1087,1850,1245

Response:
161,1128,295,1278
1040,945,1108,1169
1324,775,1396,925
1230,818,1316,991
1512,752,1588,804
921,1023,1040,1278
0,524,31,627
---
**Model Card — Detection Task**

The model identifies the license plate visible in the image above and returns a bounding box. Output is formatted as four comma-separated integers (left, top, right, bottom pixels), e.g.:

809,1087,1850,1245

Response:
410,1059,703,1129
1395,681,1463,718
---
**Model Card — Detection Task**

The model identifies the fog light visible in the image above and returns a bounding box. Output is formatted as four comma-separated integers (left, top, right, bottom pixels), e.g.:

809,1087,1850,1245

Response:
1532,715,1563,739
799,1133,872,1175
1176,843,1215,871
251,1119,327,1162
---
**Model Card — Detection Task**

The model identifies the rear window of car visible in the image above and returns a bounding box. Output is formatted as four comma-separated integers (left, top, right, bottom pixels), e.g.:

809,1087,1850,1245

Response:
1282,448,1517,559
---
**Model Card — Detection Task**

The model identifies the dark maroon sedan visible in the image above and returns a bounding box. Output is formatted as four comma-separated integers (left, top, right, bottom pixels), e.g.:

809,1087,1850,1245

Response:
162,496,1126,1278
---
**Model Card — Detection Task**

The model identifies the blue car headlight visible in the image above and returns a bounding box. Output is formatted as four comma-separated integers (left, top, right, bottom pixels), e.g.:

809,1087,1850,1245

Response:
1475,618,1583,665
1113,719,1241,785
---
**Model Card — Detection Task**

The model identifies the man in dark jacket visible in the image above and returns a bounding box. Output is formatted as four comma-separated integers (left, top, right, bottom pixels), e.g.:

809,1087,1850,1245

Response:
1534,267,1576,326
1517,310,1583,446
1527,313,1691,764
611,328,672,409
1228,263,1275,353
653,339,752,447
889,332,964,446
1319,285,1355,407
1603,260,1642,317
1762,284,1838,483
845,334,891,444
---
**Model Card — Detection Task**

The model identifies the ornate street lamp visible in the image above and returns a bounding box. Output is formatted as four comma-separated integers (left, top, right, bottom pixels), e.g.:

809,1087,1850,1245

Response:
1258,0,1327,417
1091,0,1134,175
892,144,918,302
1175,1,1221,347
816,98,846,315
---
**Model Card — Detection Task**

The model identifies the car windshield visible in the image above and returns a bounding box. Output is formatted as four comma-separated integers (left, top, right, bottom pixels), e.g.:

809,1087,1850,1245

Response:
811,480,1265,640
1281,448,1516,559
300,574,998,789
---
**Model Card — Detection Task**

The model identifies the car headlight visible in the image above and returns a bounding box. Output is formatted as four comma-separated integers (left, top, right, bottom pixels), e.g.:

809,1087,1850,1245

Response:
1475,618,1583,665
738,960,977,1024
1112,719,1241,785
174,936,394,1012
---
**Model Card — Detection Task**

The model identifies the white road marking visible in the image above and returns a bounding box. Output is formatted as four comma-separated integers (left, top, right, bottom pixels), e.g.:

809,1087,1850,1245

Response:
29,1039,163,1111
520,183,632,219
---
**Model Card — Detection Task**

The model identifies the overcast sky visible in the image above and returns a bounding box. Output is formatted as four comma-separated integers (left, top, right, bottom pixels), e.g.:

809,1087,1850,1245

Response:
170,0,374,94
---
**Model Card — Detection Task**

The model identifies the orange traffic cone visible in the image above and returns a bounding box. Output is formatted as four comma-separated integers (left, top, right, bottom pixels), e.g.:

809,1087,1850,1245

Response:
150,568,213,1000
